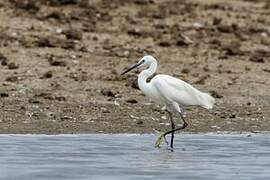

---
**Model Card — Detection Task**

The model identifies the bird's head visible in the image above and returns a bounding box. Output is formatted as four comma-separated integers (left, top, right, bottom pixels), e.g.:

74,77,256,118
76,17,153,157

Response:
121,55,157,75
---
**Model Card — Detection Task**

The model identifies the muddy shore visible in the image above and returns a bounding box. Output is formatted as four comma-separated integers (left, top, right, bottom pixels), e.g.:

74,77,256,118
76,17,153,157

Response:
0,0,269,134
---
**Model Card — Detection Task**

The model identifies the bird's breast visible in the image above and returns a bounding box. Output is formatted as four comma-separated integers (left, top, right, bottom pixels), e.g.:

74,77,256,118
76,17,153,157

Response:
140,83,162,104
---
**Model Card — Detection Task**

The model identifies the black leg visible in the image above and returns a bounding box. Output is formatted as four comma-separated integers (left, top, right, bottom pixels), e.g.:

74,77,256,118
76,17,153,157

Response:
168,112,175,149
164,112,188,138
155,112,188,148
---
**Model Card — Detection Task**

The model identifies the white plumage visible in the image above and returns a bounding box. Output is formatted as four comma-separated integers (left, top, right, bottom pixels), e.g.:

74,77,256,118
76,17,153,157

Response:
135,55,215,113
121,55,215,149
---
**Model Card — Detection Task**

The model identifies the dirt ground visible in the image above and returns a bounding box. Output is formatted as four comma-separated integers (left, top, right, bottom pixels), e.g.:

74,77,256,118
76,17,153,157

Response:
0,0,269,134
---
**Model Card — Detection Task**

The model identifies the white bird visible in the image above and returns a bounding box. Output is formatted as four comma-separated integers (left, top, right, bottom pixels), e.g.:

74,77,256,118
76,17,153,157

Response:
121,55,215,149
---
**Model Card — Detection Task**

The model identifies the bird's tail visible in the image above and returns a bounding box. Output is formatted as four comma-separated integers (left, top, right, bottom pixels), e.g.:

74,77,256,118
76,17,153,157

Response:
200,92,215,109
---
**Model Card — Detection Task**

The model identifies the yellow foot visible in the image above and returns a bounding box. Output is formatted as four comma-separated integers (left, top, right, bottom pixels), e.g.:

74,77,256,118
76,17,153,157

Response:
155,132,167,148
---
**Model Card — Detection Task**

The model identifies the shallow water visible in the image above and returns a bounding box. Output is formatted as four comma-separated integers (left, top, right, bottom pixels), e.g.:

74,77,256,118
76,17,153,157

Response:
0,134,270,180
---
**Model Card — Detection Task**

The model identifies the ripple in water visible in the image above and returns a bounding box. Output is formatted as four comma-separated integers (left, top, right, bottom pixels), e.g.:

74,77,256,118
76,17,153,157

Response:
0,134,270,180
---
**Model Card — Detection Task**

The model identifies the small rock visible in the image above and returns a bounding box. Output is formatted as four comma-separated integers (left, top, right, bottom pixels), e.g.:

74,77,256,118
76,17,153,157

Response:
0,53,8,66
176,34,193,46
114,100,120,106
56,28,63,34
55,96,66,101
217,24,233,33
134,0,153,5
203,66,210,72
195,75,209,85
161,115,166,120
47,0,79,6
6,76,18,82
249,26,266,34
212,17,222,26
136,120,144,125
36,36,57,47
61,116,73,120
41,71,53,78
211,125,221,129
101,88,115,97
263,68,270,73
126,99,138,104
34,92,54,100
222,41,243,56
49,60,67,66
193,22,204,29
245,66,251,71
28,98,41,104
63,29,82,40
249,49,270,63
209,90,223,98
229,114,236,118
101,107,110,113
48,55,67,66
181,68,190,74
0,93,9,97
249,54,265,63
45,11,65,20
158,41,171,47
7,62,19,70
127,28,143,36
209,38,222,46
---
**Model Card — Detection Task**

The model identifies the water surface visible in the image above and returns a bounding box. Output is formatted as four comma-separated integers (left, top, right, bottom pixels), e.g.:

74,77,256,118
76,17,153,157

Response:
0,134,270,180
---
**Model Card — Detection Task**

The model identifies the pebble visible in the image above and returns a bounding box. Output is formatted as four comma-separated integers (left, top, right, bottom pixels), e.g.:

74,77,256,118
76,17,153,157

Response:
126,99,138,104
181,68,190,74
101,107,110,113
211,125,221,129
61,116,73,120
209,90,223,98
41,71,53,78
101,88,115,97
114,100,120,106
49,60,67,66
7,62,19,70
63,29,82,40
193,22,204,29
0,53,8,66
56,28,63,34
229,114,236,118
249,50,269,63
136,120,143,125
127,28,143,36
6,76,18,82
195,75,209,85
0,93,9,97
135,0,153,5
212,17,222,25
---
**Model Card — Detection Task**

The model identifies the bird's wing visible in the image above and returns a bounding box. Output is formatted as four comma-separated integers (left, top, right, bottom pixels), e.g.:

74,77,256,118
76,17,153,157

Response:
152,75,206,106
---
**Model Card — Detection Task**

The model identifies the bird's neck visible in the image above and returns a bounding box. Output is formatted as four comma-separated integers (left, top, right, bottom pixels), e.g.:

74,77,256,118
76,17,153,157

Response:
138,61,157,92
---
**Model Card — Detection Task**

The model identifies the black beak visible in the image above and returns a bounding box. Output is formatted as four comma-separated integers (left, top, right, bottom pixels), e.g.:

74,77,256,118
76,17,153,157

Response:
121,61,143,75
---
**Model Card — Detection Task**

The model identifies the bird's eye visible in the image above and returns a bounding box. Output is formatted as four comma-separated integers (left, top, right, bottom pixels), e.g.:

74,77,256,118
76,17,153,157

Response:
142,60,145,63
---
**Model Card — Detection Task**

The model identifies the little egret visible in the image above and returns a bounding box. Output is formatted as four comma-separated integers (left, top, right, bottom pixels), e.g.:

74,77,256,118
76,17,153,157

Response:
121,55,215,149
